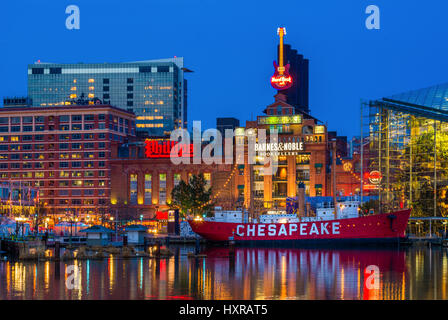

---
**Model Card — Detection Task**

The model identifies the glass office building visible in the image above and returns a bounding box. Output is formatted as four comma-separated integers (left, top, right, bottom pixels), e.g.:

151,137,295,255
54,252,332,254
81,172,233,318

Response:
27,58,187,137
362,82,448,221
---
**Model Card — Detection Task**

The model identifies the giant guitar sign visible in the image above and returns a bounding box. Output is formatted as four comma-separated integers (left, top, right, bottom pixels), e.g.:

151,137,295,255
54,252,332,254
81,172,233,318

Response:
270,27,293,90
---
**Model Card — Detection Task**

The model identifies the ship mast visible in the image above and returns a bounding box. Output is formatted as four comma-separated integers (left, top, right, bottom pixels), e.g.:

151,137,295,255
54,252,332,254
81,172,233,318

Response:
332,140,338,219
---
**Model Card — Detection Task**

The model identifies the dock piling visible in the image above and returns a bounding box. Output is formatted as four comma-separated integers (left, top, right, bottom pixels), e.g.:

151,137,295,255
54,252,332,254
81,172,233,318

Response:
194,238,200,255
54,241,61,260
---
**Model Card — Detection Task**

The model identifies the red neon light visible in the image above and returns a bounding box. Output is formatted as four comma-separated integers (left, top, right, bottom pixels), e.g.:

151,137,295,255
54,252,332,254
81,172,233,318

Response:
156,211,168,220
270,68,293,90
363,184,379,190
144,140,193,158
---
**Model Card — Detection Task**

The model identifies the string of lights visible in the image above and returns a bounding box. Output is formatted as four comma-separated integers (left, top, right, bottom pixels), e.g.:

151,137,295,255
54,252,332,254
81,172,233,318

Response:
337,154,362,182
198,154,243,209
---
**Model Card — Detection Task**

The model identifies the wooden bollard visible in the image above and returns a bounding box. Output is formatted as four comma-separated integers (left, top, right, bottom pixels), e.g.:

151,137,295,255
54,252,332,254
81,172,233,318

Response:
155,240,160,256
55,261,60,278
229,240,235,257
54,241,60,260
228,240,235,274
194,238,200,255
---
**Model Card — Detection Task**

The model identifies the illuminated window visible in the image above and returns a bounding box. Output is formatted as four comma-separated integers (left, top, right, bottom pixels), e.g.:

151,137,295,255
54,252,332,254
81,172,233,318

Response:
72,180,83,186
11,136,19,142
203,173,211,190
70,87,77,91
59,171,69,178
159,173,166,205
70,94,77,99
88,86,94,91
174,173,181,187
35,172,44,178
88,93,94,98
88,79,94,83
144,174,152,205
130,174,138,205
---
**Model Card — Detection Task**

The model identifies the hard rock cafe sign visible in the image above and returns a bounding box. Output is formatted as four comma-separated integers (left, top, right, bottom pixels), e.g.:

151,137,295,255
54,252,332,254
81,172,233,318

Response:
368,171,383,185
270,27,293,90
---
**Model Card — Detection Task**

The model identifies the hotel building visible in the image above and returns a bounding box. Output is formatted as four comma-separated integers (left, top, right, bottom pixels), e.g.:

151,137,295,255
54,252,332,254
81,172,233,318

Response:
27,58,187,136
0,104,136,221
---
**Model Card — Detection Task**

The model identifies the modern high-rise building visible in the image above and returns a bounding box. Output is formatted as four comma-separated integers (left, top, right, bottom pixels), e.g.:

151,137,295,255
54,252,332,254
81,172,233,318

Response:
277,44,310,114
3,97,32,108
27,58,188,137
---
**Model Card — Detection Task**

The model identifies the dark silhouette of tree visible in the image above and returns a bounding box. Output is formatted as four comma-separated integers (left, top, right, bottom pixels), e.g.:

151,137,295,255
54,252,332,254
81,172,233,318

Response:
170,174,213,217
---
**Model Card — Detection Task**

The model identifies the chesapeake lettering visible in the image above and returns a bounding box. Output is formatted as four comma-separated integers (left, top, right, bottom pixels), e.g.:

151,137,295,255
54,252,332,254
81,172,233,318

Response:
235,222,340,237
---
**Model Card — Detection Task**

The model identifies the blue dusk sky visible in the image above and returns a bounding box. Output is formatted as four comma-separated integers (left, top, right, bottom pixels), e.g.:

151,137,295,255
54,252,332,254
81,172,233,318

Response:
1,0,447,138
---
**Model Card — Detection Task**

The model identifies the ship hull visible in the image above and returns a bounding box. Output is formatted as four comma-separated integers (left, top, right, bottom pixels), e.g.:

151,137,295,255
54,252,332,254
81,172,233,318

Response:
188,209,411,246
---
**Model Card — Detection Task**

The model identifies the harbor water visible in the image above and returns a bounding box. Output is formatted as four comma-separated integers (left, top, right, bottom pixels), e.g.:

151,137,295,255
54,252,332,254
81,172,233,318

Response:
0,245,446,300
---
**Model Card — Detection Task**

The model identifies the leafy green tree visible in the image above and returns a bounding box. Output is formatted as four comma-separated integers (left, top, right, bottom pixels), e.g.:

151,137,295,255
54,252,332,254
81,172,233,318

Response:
395,129,448,216
170,174,213,217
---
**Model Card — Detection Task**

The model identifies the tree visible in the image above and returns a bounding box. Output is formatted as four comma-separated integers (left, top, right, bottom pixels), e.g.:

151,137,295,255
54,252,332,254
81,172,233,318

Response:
33,200,47,232
170,174,213,217
394,129,448,216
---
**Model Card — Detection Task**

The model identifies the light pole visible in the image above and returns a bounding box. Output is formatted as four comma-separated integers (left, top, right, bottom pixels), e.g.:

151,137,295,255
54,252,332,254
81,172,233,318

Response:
110,216,115,240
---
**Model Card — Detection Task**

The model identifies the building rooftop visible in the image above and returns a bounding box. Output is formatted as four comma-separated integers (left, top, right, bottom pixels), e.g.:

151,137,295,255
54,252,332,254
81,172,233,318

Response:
387,82,448,111
369,82,448,122
123,224,148,232
79,225,114,234
0,104,136,116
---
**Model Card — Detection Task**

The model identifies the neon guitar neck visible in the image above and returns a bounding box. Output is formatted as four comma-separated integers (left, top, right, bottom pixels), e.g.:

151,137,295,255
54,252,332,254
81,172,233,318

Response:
278,27,285,74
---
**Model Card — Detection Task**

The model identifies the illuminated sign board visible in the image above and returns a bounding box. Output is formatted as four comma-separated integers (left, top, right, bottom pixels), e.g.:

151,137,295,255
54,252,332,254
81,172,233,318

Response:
258,115,302,125
315,125,325,134
271,74,293,90
270,27,293,90
368,171,382,185
144,140,193,158
363,184,379,191
254,141,304,156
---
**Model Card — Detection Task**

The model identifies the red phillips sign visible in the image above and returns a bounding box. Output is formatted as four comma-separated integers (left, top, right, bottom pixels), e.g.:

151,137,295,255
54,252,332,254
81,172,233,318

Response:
144,140,193,158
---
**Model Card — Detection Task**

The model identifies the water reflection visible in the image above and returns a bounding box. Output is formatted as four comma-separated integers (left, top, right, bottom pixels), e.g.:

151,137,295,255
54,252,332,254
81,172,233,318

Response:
0,246,447,300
